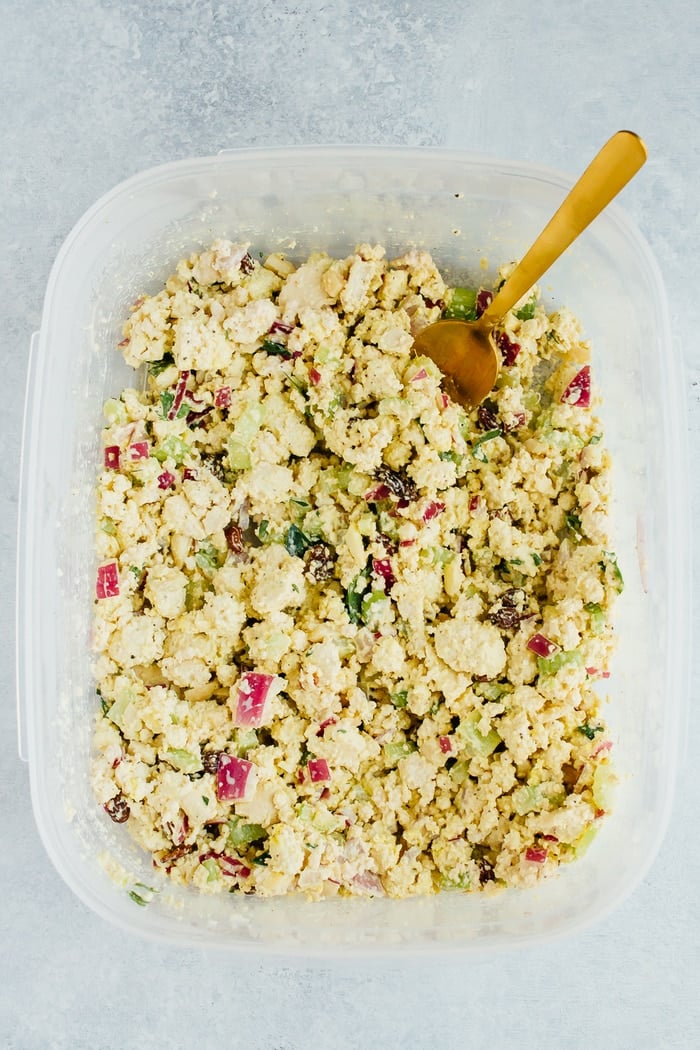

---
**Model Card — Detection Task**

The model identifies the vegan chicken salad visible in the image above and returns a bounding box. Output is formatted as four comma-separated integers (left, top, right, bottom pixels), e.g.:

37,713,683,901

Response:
91,239,621,900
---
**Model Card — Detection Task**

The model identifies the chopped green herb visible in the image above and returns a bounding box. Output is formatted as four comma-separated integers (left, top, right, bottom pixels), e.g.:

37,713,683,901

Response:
128,891,148,906
532,552,542,566
390,690,408,708
195,541,224,575
202,796,210,805
585,602,606,634
600,551,624,593
159,390,175,418
260,338,290,357
472,428,502,463
514,299,536,321
344,571,368,625
284,523,314,558
578,723,604,740
565,512,583,540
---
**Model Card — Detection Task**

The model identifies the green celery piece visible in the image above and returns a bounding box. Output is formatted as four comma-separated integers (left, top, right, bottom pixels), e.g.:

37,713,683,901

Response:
104,398,128,425
361,590,390,627
601,551,624,593
390,690,409,708
154,434,190,465
185,576,211,611
165,748,202,774
537,649,582,677
149,353,174,377
449,760,471,785
227,817,266,849
107,691,134,732
227,402,265,469
195,541,224,575
444,287,478,321
202,858,220,882
455,711,501,758
439,872,471,891
511,783,564,816
584,602,606,634
383,740,418,765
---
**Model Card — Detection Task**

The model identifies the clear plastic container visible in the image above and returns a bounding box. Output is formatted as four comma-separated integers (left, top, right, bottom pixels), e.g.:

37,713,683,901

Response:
17,146,689,955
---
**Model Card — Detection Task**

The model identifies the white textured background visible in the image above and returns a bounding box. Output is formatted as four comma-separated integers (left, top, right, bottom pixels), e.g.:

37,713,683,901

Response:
1,1,698,1047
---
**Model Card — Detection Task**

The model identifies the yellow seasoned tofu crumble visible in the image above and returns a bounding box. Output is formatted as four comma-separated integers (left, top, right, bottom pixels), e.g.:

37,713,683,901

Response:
91,240,621,899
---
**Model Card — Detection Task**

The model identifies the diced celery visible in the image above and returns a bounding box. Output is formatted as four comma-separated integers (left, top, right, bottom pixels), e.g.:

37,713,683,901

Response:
439,872,471,891
473,681,508,701
572,823,599,858
584,602,606,634
235,728,259,754
107,690,134,732
297,803,337,833
185,577,211,611
104,398,128,425
99,518,117,535
165,748,202,774
390,690,409,708
154,434,190,465
444,286,478,321
537,649,582,677
195,541,225,575
227,817,266,849
471,428,502,463
511,783,565,816
361,590,390,627
202,858,220,882
383,740,418,765
449,760,471,785
455,711,501,758
227,402,265,469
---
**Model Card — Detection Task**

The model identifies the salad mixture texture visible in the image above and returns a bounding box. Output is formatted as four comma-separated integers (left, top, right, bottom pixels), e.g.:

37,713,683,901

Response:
91,240,621,900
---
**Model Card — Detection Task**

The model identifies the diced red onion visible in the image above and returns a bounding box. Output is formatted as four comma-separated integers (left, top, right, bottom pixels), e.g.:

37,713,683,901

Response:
309,366,321,386
216,754,253,801
372,557,396,591
411,367,428,382
476,289,493,317
234,672,277,727
438,393,449,409
183,468,197,481
308,758,331,783
270,319,294,335
496,331,521,366
525,847,548,863
351,871,385,895
198,850,251,879
128,441,149,461
157,471,176,490
439,736,452,754
104,445,120,470
527,633,559,658
542,834,559,842
592,739,613,757
96,561,120,599
586,666,610,679
317,717,337,738
399,538,416,547
469,495,481,512
422,500,446,522
561,365,591,407
215,386,231,409
364,484,391,502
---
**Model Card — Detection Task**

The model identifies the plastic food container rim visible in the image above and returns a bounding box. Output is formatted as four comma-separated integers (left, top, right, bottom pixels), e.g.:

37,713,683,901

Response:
16,143,692,955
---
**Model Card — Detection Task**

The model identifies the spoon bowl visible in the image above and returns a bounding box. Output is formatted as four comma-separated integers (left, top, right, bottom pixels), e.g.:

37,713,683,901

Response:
414,130,648,407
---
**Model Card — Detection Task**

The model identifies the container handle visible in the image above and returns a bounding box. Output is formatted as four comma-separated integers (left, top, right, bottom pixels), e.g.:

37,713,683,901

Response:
15,331,40,762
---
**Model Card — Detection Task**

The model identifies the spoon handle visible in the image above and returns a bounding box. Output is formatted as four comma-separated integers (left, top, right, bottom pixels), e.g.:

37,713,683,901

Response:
480,130,647,326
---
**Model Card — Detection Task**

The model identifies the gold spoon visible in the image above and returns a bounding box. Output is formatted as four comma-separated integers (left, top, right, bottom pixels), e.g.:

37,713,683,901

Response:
413,130,647,407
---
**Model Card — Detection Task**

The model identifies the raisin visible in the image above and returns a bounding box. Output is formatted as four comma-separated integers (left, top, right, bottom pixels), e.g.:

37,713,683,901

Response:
159,843,194,871
201,452,228,483
478,858,496,885
104,793,130,823
305,542,336,581
224,522,245,556
377,533,398,555
201,750,222,775
240,252,255,275
477,399,499,431
487,587,528,630
374,465,418,502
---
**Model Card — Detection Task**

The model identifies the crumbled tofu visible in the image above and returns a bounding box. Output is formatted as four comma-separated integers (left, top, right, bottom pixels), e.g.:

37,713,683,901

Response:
93,242,620,901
